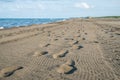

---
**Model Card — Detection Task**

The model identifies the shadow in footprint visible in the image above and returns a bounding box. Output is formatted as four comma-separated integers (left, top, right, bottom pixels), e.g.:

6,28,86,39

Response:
53,50,69,59
73,41,79,45
44,44,51,47
66,66,77,74
59,50,69,57
72,45,83,50
82,37,86,40
78,45,83,49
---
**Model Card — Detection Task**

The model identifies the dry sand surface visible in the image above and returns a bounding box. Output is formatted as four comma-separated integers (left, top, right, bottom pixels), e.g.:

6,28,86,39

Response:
0,18,120,80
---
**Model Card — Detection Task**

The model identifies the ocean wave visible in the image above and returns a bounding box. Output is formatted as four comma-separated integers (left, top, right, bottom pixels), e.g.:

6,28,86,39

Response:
0,27,4,29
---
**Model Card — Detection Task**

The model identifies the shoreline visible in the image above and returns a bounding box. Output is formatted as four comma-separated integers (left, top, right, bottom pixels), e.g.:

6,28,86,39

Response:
0,19,68,31
0,17,120,30
0,18,68,30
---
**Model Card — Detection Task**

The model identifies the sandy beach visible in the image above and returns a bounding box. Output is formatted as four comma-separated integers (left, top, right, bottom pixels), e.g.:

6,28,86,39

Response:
0,18,120,80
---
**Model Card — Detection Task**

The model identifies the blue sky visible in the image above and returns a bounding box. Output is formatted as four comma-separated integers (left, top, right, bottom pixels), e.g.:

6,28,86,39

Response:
0,0,120,18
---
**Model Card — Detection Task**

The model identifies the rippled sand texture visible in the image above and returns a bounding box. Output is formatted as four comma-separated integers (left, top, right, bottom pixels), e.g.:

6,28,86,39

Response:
0,18,120,80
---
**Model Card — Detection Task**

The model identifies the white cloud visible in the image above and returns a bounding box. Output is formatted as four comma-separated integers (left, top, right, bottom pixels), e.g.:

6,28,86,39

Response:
74,2,94,9
15,4,45,10
0,1,45,12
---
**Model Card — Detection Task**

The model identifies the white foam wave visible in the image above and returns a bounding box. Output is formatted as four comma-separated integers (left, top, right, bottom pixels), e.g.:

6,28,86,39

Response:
0,27,4,29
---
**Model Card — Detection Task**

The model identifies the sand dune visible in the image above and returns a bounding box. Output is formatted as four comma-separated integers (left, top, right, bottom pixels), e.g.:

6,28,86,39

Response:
0,18,120,80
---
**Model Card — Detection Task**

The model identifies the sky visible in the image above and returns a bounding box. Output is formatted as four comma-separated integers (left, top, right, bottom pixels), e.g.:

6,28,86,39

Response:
0,0,120,18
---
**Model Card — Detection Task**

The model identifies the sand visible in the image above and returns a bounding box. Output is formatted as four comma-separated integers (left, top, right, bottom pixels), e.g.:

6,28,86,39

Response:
0,18,120,80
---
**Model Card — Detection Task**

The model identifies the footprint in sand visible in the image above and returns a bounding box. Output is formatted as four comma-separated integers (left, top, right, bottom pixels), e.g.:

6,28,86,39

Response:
33,50,48,57
74,34,81,37
39,43,51,48
53,50,69,59
65,59,75,66
0,66,23,78
93,40,99,43
77,35,81,37
57,64,73,74
56,60,76,74
115,32,120,35
44,43,51,47
69,40,79,45
54,39,58,41
82,38,86,40
85,33,87,35
64,38,74,41
72,45,83,50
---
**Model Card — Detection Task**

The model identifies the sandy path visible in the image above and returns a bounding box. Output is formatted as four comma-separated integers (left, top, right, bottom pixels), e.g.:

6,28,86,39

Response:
93,19,120,79
0,19,119,80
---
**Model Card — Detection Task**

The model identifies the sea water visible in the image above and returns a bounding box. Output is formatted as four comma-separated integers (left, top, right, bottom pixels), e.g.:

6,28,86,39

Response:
0,18,66,29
